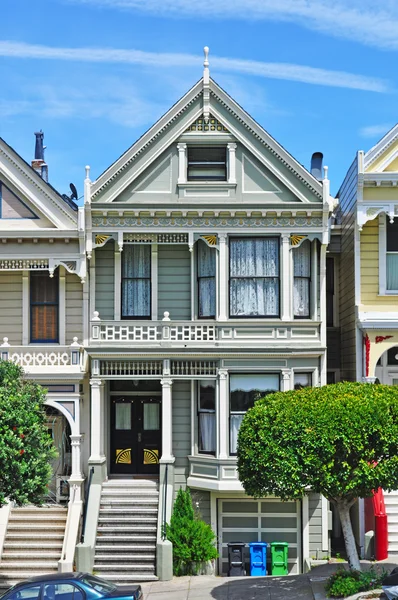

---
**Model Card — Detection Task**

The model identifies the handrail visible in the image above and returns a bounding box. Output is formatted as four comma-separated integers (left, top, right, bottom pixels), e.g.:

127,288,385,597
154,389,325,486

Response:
80,467,94,543
161,463,169,540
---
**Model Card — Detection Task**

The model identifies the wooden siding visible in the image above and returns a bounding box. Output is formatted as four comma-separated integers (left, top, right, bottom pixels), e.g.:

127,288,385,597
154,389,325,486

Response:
158,245,191,320
338,157,358,381
309,493,328,558
0,272,22,344
65,272,83,343
172,380,191,495
95,241,115,319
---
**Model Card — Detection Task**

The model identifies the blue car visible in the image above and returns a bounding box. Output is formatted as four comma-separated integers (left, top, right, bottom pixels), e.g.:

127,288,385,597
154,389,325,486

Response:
0,573,142,600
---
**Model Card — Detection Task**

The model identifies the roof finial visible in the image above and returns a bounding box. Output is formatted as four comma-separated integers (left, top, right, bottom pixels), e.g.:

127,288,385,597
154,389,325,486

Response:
203,46,210,84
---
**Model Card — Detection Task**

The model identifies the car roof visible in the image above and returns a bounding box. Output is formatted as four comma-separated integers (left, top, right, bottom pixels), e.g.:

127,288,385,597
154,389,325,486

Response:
12,573,83,587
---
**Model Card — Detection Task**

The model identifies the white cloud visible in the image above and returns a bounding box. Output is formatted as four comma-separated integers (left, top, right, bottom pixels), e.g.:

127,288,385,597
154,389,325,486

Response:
66,0,398,51
359,124,395,138
0,41,388,92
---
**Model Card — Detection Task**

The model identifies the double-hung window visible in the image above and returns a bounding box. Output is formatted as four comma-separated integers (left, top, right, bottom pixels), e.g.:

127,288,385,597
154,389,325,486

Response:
293,240,311,318
198,380,216,454
197,240,216,318
187,147,227,181
386,220,398,291
229,373,279,454
230,237,279,317
121,245,151,319
30,271,59,343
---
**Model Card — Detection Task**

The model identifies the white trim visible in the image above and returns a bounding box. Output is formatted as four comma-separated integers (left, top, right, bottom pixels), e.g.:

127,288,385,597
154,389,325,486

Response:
191,379,196,456
311,241,318,321
114,249,121,321
59,267,66,345
302,495,310,561
379,214,387,295
241,153,282,194
89,251,96,321
22,270,29,345
227,143,237,185
151,243,158,320
364,124,398,169
191,242,196,320
321,495,329,551
375,147,398,173
281,234,291,321
217,234,228,321
218,369,228,460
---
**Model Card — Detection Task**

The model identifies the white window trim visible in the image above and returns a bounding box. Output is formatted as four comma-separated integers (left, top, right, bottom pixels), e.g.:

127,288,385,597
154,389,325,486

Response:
177,142,237,186
26,268,64,345
379,213,398,295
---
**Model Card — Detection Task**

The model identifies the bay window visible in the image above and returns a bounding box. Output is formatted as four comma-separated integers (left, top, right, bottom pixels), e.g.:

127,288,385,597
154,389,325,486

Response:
198,380,216,454
30,271,59,343
197,240,216,318
121,245,151,318
229,237,279,317
229,373,279,454
387,219,398,291
293,240,311,318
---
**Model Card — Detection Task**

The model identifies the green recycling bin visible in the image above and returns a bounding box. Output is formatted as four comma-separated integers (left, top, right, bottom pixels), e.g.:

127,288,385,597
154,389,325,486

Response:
270,542,288,575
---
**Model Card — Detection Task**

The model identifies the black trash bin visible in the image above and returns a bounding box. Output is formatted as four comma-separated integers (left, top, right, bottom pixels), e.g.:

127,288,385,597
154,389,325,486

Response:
227,542,246,576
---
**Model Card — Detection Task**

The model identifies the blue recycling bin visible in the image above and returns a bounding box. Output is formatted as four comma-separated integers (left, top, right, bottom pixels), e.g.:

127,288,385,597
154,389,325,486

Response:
249,542,267,576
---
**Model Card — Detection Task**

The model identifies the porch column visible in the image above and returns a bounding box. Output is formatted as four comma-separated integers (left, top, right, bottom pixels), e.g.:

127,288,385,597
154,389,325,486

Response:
89,378,105,461
70,434,83,480
281,369,292,392
281,234,291,321
160,378,174,462
218,234,228,321
218,369,229,459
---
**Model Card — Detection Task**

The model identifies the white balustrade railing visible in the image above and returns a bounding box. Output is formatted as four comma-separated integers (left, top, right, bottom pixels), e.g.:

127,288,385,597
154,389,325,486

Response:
0,337,83,370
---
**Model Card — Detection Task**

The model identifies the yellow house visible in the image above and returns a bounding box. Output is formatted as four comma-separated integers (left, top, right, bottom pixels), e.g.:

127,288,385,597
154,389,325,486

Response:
338,124,398,385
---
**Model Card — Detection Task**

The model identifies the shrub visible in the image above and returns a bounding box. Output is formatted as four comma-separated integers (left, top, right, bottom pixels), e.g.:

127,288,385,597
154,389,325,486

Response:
166,488,218,576
325,567,387,598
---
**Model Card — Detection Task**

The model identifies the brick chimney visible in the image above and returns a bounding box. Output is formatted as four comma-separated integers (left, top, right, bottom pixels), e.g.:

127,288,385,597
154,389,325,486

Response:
31,131,48,182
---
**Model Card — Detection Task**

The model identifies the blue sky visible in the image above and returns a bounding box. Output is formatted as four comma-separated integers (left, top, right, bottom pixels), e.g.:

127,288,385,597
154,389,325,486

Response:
1,0,397,198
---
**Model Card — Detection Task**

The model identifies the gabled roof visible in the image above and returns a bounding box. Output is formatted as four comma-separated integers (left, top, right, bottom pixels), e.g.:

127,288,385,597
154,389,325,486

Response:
364,123,398,170
91,76,324,203
0,137,78,230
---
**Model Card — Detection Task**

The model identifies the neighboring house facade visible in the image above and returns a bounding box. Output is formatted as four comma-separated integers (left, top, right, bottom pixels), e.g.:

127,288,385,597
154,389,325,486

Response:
337,124,398,555
0,55,336,580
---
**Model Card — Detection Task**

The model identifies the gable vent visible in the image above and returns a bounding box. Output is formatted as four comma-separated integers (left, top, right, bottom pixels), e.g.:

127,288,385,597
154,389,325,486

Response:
186,115,229,133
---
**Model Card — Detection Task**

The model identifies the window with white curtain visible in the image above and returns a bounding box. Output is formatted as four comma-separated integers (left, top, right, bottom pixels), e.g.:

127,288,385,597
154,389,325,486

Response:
229,373,279,455
387,220,398,291
197,240,216,318
293,240,311,318
121,245,151,318
229,238,279,317
198,380,216,454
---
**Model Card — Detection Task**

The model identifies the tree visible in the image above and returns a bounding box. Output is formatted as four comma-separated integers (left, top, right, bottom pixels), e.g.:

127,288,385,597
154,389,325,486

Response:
0,361,57,507
237,382,398,571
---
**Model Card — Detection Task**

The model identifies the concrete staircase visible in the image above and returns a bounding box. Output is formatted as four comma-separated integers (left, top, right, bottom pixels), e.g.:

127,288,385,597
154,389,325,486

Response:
94,478,159,583
384,491,398,554
0,505,67,589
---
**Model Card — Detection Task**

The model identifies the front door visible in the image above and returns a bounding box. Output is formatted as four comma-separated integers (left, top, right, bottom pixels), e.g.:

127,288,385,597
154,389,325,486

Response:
111,397,161,474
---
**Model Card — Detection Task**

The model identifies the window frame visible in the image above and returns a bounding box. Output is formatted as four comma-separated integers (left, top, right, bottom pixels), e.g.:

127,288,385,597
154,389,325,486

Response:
293,371,313,389
187,146,227,182
30,270,59,344
379,215,398,295
293,240,311,320
121,244,152,320
197,380,216,456
229,372,280,456
197,240,216,319
229,236,280,319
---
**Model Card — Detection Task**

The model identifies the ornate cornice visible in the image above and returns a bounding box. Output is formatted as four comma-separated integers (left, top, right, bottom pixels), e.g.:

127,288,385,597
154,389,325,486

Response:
92,215,323,229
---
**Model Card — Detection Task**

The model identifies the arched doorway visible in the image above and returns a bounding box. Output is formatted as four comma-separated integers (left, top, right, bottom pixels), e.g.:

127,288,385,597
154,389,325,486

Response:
45,405,72,503
375,346,398,385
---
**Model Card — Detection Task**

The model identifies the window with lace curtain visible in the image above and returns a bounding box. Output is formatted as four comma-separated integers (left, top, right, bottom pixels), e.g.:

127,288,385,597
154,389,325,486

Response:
198,380,216,454
229,373,279,455
30,271,59,343
197,240,216,318
229,237,280,317
121,245,151,319
293,240,311,318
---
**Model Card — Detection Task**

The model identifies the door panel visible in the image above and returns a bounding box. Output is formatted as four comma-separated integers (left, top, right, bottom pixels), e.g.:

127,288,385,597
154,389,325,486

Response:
110,396,161,474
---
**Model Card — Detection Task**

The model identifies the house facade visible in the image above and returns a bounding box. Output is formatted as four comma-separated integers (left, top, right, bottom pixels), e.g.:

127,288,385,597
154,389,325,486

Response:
0,53,335,580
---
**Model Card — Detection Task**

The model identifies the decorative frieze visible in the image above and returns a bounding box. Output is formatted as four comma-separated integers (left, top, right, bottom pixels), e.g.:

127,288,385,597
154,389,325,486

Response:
0,259,49,270
185,115,229,133
92,216,323,229
170,360,218,376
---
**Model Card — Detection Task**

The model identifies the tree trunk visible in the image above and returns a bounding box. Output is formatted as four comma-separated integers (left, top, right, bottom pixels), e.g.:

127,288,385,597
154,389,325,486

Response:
336,500,361,571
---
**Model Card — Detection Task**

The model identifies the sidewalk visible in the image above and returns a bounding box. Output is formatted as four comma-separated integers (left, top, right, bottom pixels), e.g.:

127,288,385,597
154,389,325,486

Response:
140,559,398,600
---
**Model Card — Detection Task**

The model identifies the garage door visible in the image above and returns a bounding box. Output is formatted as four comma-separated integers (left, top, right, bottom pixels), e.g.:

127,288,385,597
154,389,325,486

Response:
218,498,301,575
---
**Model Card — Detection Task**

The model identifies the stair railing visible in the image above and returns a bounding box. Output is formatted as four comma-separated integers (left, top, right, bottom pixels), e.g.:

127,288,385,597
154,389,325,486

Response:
161,463,169,540
80,466,94,543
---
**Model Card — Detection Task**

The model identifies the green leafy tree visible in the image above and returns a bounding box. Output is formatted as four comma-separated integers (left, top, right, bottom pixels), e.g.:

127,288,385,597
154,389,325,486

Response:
0,361,57,506
237,382,398,571
166,487,218,575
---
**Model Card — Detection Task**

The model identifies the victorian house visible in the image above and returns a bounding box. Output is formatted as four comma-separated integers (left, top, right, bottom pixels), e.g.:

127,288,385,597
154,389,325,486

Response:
0,51,335,583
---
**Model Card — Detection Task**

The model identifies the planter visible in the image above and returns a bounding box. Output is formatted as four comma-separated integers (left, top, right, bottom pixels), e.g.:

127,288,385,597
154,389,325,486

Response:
180,559,216,576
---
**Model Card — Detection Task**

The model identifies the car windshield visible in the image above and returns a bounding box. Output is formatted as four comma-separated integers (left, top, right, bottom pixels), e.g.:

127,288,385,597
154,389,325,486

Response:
80,576,117,595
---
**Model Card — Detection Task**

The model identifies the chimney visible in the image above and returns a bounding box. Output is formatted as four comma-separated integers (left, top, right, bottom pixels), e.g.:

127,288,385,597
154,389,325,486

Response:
310,152,323,181
31,131,48,182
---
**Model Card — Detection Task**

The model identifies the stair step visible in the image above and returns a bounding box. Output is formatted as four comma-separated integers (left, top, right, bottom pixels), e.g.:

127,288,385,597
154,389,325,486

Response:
101,489,159,495
93,564,155,572
93,574,158,582
0,562,59,570
7,524,66,531
94,552,155,559
100,500,159,506
2,552,61,560
99,508,158,514
96,535,156,541
98,517,157,523
95,546,156,553
4,542,63,549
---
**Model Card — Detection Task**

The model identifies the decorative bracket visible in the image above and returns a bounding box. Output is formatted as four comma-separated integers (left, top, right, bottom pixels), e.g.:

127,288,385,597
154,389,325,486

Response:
357,203,398,231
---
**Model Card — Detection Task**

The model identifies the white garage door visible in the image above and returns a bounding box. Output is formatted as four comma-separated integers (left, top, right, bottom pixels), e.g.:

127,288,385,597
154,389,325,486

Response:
218,498,301,575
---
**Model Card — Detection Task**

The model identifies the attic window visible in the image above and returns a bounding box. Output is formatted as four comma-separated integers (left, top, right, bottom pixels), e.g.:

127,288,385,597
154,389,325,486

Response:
187,147,227,182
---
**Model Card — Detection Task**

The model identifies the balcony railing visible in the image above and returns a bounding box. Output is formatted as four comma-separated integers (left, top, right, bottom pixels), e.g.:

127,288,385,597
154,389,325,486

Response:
0,337,86,374
90,311,321,347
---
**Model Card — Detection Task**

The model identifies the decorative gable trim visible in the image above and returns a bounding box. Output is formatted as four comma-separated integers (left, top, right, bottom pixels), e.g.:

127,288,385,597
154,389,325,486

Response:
364,124,398,170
